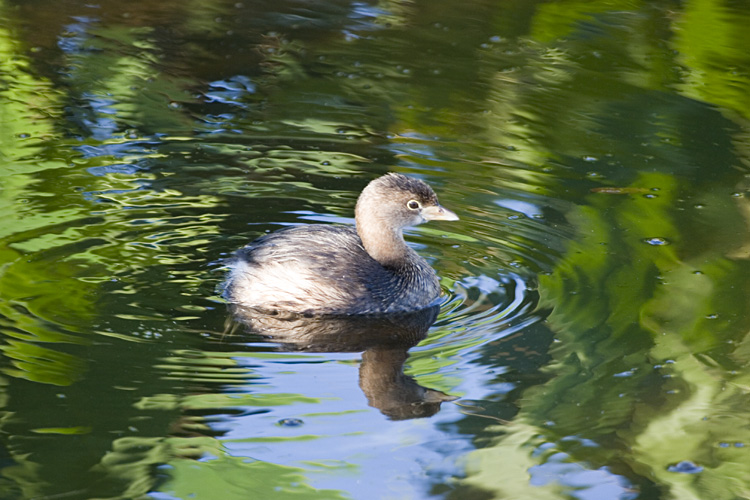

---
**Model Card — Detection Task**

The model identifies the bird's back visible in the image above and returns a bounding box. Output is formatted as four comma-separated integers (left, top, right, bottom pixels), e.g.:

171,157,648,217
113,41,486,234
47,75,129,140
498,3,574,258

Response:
225,225,440,315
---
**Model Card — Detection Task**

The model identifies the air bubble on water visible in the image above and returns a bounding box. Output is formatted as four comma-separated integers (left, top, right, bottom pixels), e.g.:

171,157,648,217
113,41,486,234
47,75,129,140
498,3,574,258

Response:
278,418,304,427
643,237,669,246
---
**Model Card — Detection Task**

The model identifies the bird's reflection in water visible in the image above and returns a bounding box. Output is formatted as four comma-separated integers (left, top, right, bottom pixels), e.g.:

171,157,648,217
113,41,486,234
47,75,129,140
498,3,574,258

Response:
228,305,456,420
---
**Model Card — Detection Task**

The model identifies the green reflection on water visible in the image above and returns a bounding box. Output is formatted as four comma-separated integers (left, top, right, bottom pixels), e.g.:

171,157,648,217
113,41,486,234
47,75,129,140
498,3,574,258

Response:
461,169,750,498
159,455,349,500
674,0,750,120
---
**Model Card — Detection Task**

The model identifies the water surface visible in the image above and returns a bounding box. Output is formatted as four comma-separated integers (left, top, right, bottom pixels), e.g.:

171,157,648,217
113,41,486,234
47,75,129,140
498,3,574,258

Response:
1,0,750,499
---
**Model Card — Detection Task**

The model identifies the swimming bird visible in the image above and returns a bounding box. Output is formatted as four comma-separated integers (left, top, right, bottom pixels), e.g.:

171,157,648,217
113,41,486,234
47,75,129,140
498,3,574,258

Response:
225,173,458,315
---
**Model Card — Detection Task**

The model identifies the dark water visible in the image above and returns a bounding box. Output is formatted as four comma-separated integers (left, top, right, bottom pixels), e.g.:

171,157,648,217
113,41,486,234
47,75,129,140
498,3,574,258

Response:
2,0,750,498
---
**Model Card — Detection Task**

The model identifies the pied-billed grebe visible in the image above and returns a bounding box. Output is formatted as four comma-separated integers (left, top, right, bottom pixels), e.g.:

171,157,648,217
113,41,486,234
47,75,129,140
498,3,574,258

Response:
225,173,458,315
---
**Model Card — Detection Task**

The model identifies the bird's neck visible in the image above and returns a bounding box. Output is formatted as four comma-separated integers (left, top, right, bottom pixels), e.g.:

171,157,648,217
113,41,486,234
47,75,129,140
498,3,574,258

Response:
356,215,412,269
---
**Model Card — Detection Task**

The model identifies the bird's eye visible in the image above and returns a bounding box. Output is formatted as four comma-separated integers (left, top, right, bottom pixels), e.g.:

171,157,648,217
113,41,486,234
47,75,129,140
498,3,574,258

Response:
407,200,420,210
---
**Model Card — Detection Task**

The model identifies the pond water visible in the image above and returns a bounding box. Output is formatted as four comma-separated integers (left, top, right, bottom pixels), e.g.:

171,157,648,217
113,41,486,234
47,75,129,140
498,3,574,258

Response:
2,0,750,499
